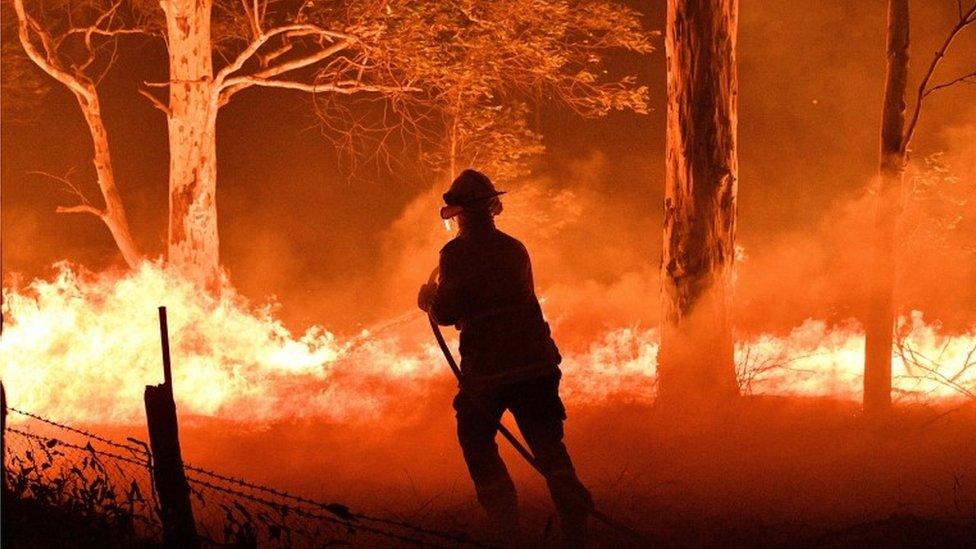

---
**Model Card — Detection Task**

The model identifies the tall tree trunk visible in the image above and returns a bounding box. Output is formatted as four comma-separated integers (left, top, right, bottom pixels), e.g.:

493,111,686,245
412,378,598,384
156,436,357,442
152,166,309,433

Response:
164,0,220,287
12,0,142,268
77,92,144,268
659,0,740,406
864,0,910,414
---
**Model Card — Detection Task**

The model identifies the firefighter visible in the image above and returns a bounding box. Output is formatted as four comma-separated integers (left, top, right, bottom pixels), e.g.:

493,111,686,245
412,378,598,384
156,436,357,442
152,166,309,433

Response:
418,169,593,547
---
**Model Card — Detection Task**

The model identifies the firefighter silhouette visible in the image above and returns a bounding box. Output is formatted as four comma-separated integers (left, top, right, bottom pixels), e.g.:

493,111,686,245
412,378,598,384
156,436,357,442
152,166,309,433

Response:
418,169,593,547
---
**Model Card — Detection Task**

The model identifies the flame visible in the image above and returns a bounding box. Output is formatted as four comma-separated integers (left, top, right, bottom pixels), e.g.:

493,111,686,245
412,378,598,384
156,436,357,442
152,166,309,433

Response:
1,263,974,425
0,262,444,424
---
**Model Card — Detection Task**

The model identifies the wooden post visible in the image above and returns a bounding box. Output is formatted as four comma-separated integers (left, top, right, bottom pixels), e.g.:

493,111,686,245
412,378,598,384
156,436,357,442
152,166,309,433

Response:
145,306,198,547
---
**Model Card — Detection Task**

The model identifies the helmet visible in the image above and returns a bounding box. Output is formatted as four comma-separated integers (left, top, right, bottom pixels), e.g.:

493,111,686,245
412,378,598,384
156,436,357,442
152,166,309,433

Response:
440,169,506,219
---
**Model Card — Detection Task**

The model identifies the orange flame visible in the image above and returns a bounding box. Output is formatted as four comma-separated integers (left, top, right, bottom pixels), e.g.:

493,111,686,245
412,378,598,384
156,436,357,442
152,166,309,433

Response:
1,263,973,425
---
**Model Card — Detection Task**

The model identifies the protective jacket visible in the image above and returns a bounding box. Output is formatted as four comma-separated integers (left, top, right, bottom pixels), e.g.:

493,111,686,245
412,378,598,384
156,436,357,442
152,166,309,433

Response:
430,220,561,389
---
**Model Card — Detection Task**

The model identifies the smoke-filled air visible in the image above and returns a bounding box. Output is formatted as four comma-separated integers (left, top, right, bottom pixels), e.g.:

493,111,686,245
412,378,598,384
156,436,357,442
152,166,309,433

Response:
2,0,976,547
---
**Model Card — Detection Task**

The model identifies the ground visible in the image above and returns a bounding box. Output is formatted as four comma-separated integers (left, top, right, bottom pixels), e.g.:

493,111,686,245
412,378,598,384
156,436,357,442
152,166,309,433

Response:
7,391,976,547
111,393,976,546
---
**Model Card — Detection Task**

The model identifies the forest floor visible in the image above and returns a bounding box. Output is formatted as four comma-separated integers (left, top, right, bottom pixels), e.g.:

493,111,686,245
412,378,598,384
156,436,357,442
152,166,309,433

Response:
15,393,976,547
146,393,976,546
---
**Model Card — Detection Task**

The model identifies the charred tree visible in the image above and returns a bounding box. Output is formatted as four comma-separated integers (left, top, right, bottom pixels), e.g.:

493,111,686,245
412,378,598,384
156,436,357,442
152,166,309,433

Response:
863,1,976,414
864,0,910,414
658,0,740,406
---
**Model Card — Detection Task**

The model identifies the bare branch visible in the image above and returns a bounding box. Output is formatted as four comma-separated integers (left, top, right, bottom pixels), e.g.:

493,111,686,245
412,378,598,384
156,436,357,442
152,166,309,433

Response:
259,42,294,68
12,0,92,101
254,39,355,80
903,2,976,148
29,169,105,218
138,87,172,116
219,76,419,102
93,0,122,31
64,27,152,40
213,24,356,89
895,329,976,400
56,204,105,217
218,39,357,102
923,69,976,98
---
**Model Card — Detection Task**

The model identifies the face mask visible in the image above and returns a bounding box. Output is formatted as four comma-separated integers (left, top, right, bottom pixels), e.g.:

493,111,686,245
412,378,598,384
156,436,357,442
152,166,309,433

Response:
489,197,503,216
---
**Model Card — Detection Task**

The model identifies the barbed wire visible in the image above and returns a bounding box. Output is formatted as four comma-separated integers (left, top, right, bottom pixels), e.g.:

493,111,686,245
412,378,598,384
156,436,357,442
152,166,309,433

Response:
4,425,163,542
181,461,490,547
6,426,152,470
6,424,442,546
8,407,149,456
185,475,445,547
5,407,494,548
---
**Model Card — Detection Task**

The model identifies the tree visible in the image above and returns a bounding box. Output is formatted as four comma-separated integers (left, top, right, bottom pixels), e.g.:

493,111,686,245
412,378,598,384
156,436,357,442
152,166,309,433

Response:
149,0,427,286
863,0,976,414
7,0,146,268
9,0,654,288
658,0,740,406
402,0,651,185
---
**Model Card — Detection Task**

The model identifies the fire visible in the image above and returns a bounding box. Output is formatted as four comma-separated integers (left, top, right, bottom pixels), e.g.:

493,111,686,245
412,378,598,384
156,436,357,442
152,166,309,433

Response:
0,262,443,424
1,263,974,425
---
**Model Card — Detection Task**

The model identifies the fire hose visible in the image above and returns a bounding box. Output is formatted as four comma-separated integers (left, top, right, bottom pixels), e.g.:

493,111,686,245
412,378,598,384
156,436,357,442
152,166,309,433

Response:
425,269,651,546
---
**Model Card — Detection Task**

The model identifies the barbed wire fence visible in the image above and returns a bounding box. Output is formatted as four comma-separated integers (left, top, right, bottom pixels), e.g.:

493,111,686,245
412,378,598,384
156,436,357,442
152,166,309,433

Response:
3,417,162,545
3,406,493,548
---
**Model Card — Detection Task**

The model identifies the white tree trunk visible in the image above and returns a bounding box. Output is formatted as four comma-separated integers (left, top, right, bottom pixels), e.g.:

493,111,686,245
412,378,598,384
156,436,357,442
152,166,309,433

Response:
12,0,142,268
659,0,740,407
164,0,220,288
79,92,144,268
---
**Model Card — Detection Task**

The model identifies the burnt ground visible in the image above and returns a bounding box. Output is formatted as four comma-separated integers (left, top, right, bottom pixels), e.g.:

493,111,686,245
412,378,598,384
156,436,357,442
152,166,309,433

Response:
172,394,976,547
25,394,976,547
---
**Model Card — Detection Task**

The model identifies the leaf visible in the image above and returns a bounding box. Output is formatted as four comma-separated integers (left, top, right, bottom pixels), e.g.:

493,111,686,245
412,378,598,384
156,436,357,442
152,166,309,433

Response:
233,501,254,523
127,480,144,503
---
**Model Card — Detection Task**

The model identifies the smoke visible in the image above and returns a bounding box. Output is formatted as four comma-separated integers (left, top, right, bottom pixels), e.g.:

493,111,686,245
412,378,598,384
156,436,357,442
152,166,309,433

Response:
737,118,976,334
3,1,974,336
3,0,976,427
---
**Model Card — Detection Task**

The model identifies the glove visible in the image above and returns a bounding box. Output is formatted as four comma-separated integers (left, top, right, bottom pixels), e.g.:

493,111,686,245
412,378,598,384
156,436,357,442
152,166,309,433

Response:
417,282,437,312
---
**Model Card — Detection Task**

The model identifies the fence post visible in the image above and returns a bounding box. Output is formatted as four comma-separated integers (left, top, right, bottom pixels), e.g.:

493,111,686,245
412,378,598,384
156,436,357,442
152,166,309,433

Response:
145,306,198,548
